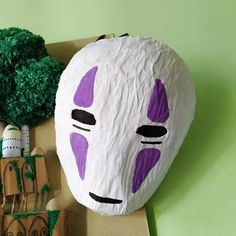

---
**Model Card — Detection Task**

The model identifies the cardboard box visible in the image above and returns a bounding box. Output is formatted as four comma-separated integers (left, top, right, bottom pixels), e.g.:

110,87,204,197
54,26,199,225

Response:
0,156,49,196
2,210,69,236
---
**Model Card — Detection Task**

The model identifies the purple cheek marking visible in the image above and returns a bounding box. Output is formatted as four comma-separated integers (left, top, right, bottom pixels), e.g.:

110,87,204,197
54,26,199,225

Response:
147,79,169,123
70,132,88,180
73,66,98,107
132,148,160,193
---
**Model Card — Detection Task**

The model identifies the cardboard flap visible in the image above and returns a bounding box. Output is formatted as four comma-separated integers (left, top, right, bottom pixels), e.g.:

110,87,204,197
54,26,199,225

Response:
47,34,114,64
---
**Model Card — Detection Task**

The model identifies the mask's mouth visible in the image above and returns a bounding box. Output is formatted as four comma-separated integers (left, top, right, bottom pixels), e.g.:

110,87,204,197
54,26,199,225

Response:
89,192,122,204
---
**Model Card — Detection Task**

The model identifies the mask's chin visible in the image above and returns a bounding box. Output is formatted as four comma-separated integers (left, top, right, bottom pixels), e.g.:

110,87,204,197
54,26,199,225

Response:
79,191,126,216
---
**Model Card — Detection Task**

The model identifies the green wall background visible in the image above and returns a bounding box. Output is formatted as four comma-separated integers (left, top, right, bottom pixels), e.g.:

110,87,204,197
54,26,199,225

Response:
1,0,235,235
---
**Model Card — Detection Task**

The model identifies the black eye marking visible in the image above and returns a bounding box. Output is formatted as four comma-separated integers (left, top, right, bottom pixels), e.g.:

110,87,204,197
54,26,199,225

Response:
136,125,167,138
72,109,96,125
73,124,90,132
141,141,162,144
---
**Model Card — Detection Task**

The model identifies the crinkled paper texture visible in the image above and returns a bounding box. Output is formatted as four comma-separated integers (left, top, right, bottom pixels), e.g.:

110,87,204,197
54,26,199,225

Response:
55,36,196,215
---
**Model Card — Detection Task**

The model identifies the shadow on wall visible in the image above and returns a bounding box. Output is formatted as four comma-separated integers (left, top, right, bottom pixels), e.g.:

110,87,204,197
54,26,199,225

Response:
145,69,233,236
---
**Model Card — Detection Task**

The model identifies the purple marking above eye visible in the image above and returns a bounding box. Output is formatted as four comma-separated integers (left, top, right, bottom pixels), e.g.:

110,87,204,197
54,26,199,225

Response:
70,132,88,180
73,66,98,107
147,79,169,123
132,148,160,193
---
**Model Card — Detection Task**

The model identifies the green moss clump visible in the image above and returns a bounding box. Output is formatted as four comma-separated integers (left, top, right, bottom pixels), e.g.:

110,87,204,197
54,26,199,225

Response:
0,28,47,98
11,160,22,192
23,155,36,181
41,183,50,192
24,170,34,181
0,27,65,127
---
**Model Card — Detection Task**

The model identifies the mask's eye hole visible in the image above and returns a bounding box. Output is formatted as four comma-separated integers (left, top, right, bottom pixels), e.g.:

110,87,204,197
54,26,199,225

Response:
136,125,167,144
72,109,96,125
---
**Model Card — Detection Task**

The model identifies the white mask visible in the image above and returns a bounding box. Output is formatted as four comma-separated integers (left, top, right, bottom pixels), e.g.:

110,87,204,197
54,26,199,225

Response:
55,36,196,215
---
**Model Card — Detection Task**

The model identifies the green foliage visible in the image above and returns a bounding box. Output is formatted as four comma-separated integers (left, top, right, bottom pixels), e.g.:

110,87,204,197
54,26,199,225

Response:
23,155,36,181
48,210,60,236
24,170,34,181
0,27,65,127
23,154,46,182
0,28,47,97
11,160,22,192
41,183,50,192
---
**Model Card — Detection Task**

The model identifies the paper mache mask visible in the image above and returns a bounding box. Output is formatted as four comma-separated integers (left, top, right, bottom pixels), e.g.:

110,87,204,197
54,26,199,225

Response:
55,36,196,215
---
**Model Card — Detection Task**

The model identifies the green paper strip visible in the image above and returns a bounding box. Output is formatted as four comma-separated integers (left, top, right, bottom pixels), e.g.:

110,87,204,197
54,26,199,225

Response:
41,183,50,192
13,212,39,220
7,127,18,131
48,210,60,236
12,160,22,192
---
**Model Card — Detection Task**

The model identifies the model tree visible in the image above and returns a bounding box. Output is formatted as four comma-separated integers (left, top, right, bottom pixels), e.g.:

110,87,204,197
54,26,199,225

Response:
0,27,64,155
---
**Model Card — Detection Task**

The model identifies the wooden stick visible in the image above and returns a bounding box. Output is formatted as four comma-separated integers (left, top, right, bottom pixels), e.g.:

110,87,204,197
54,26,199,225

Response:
34,193,39,211
11,195,16,214
43,192,46,210
23,194,28,212
23,194,26,212
1,195,6,209
19,194,24,212
40,193,44,210
40,192,44,210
